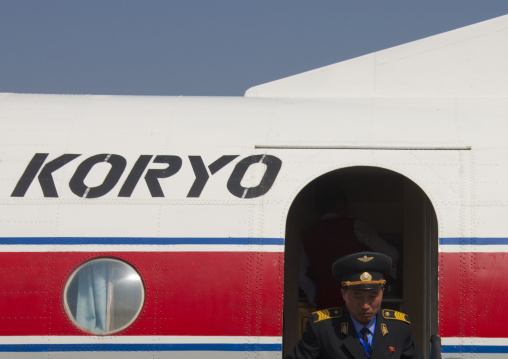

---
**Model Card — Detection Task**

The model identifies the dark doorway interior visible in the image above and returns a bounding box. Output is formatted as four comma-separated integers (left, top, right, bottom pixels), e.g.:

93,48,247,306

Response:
284,166,438,358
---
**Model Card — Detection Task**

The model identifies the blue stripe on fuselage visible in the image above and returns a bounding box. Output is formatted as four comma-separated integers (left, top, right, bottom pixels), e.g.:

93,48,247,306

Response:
0,237,284,245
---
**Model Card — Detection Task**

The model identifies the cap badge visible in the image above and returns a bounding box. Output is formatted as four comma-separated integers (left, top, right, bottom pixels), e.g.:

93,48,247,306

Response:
358,255,374,262
360,272,372,281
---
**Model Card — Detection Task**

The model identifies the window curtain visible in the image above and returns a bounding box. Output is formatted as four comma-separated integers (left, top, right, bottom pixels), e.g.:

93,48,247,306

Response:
75,261,110,332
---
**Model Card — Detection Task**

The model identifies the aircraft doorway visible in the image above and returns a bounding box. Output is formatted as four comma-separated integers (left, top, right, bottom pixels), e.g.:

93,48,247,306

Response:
284,167,438,358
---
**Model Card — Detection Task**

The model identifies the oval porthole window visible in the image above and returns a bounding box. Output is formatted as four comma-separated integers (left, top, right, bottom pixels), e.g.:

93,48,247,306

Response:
64,258,145,335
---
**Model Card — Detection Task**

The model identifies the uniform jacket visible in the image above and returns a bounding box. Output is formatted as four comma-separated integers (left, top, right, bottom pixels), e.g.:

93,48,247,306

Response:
286,307,423,359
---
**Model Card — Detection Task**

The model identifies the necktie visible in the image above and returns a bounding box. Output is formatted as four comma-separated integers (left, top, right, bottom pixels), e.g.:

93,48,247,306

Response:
360,327,372,359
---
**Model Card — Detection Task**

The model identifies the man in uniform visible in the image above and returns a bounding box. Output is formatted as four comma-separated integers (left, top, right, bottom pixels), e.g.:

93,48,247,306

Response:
286,252,422,359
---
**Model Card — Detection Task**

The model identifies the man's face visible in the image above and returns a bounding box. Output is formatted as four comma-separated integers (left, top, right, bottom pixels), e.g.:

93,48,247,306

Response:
341,287,384,325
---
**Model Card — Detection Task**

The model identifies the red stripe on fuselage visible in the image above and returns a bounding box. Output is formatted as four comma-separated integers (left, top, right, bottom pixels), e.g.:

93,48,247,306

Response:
0,252,283,336
439,252,508,338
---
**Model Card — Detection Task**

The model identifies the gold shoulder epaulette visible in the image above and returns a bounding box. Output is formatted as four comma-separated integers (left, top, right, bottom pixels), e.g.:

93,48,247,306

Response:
382,309,411,324
312,307,342,323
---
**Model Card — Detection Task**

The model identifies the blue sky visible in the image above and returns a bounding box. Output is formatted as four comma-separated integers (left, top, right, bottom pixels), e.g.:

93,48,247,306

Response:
1,1,508,96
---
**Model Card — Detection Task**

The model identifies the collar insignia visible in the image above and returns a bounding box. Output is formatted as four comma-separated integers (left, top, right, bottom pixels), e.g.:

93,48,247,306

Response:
341,322,348,335
381,323,389,336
